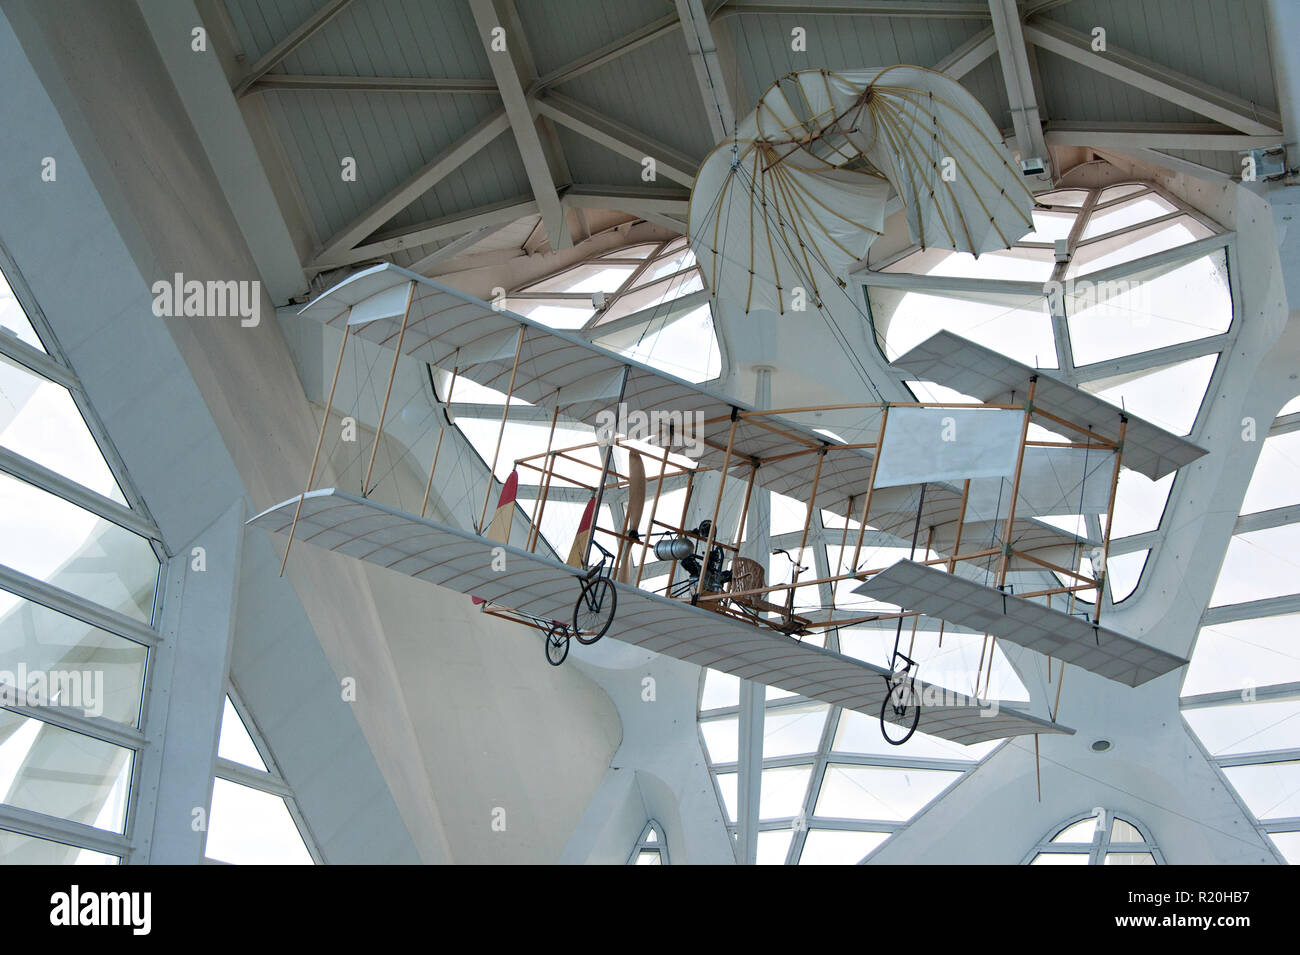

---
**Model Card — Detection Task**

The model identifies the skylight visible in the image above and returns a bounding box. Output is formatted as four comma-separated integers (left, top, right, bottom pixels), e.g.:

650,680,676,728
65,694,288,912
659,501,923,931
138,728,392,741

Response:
1182,400,1300,862
206,694,316,865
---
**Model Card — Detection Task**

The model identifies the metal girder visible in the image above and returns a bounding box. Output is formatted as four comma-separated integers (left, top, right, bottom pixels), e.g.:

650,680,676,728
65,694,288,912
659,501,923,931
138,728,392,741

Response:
406,223,511,275
935,25,998,78
1023,18,1283,136
719,0,991,17
1089,145,1235,185
736,679,765,865
1044,122,1282,152
988,0,1051,178
232,0,357,98
313,197,538,270
532,13,681,91
675,0,735,143
536,91,700,187
245,75,499,95
312,109,511,268
468,0,572,251
563,184,690,232
562,184,691,216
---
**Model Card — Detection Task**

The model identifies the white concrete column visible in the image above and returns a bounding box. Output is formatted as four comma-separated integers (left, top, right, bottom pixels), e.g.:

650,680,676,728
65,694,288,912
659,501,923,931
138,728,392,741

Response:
131,501,243,863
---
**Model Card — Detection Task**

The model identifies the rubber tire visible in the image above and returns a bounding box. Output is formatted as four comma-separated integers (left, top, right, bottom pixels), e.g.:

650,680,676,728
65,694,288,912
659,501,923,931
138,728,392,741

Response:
574,576,617,645
880,679,921,746
544,625,570,666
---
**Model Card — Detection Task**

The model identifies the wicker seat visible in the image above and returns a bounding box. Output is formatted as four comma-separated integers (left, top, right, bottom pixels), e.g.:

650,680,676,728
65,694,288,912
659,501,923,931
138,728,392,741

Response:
728,557,767,609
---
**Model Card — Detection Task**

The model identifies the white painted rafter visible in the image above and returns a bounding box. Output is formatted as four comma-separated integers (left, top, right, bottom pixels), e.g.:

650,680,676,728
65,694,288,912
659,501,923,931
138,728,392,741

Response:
988,0,1051,177
232,0,357,98
311,109,511,268
536,92,700,187
314,197,538,270
675,0,736,143
1023,18,1283,136
469,0,572,251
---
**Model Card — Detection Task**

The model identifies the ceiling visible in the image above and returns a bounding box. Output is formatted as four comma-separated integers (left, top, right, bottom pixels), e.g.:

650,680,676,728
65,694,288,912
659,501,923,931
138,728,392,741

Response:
194,0,1283,303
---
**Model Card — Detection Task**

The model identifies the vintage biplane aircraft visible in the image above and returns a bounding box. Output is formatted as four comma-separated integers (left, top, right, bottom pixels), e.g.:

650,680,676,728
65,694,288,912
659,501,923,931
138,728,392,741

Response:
251,66,1201,748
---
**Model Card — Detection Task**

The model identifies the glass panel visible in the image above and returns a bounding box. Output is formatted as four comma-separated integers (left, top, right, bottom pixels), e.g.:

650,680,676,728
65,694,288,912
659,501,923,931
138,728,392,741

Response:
715,772,737,823
0,356,126,502
0,472,159,622
521,262,637,294
507,300,594,330
597,272,705,325
1279,396,1300,417
814,764,961,821
218,697,268,771
1110,818,1145,843
798,829,888,864
1097,183,1148,203
1220,761,1300,820
1110,470,1173,538
1031,852,1089,864
634,849,662,864
0,711,133,833
1184,614,1300,696
1021,209,1076,243
700,716,738,763
1067,217,1214,277
1081,194,1177,238
759,765,811,820
1107,550,1148,602
756,828,793,865
1083,355,1216,437
641,247,697,282
1241,431,1300,514
0,828,118,864
1211,524,1300,606
1183,700,1300,756
884,245,1056,283
1053,817,1100,843
1104,852,1156,865
762,703,827,758
700,668,739,710
644,826,658,843
205,778,313,864
1066,251,1231,365
869,286,1057,368
594,303,720,383
599,243,660,259
1268,830,1300,863
1037,189,1090,207
0,268,45,352
0,593,148,725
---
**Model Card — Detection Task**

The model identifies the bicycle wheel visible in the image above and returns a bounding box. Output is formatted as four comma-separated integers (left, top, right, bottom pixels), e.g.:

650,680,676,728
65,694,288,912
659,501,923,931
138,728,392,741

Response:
880,678,920,745
573,576,617,645
544,625,570,666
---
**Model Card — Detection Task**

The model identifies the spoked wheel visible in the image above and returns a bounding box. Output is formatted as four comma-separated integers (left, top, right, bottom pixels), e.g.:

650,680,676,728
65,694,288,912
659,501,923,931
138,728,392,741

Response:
544,624,570,666
573,576,616,645
880,677,921,746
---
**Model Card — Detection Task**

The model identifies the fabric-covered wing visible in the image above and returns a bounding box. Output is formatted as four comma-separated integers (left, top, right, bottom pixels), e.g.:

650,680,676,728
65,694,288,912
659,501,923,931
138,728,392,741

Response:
251,489,1073,744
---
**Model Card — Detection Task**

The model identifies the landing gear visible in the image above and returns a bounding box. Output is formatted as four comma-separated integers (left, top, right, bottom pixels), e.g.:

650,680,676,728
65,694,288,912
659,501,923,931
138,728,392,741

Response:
574,575,616,644
880,652,920,746
544,623,570,666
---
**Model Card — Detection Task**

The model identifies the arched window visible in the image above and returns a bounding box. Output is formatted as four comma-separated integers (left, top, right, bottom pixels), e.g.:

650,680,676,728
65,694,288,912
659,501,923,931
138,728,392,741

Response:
627,820,668,865
1024,810,1162,865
